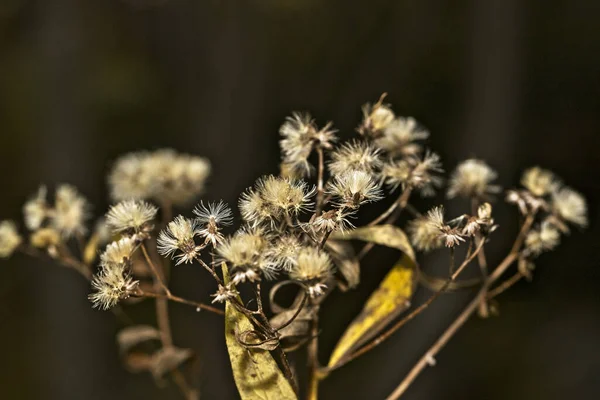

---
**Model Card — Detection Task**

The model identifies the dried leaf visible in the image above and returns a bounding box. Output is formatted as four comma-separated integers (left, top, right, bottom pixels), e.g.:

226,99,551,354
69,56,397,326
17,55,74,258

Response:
270,307,313,341
327,254,417,368
223,264,297,400
124,352,154,373
325,240,360,289
331,224,415,261
150,347,194,380
83,232,100,265
116,325,161,354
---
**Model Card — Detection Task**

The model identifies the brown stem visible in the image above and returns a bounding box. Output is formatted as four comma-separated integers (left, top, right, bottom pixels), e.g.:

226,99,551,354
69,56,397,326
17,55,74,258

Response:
319,229,332,250
274,346,299,396
137,290,225,315
368,188,413,227
276,290,309,333
307,303,320,400
141,243,171,295
487,271,524,299
385,213,536,400
195,256,223,285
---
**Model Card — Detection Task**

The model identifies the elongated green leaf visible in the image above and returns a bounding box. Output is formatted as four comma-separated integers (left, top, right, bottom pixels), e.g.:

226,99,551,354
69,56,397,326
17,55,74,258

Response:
223,264,297,400
328,253,418,368
331,224,415,261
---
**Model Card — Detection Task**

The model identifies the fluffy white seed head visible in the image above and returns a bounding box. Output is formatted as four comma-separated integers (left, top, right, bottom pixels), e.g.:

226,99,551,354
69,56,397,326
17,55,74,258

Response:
279,112,337,176
51,185,89,237
358,96,396,136
194,201,233,246
217,228,275,281
29,228,62,253
552,187,588,228
521,167,559,197
100,237,138,267
309,208,356,234
23,186,48,231
240,176,314,226
422,206,465,248
327,170,383,208
328,140,382,176
408,216,444,252
266,234,303,272
194,200,233,226
0,221,22,258
374,117,429,156
525,221,561,256
211,284,239,304
157,216,200,265
89,263,138,310
289,247,334,297
108,149,211,205
447,159,501,199
106,200,157,234
258,176,314,216
382,151,443,196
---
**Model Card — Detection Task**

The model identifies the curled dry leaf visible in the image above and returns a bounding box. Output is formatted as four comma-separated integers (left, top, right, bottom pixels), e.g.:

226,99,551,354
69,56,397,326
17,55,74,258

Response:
223,264,297,400
325,239,360,289
327,254,417,369
124,352,155,373
150,347,194,381
116,325,161,354
237,330,280,351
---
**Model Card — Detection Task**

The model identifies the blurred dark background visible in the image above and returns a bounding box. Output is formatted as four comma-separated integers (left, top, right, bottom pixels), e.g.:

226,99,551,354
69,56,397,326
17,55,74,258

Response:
1,0,599,399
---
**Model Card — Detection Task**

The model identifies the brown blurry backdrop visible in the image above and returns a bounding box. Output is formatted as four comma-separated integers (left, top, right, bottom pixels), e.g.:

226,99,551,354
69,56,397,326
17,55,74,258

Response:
1,0,599,399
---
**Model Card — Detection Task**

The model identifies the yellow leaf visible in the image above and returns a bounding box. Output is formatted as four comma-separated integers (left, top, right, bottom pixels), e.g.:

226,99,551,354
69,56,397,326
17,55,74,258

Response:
83,232,100,265
327,254,417,368
223,264,297,400
331,224,415,261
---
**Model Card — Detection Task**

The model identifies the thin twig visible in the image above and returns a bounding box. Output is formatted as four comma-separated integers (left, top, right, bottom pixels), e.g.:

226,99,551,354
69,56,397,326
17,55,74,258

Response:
137,290,225,315
195,256,223,285
368,188,412,227
385,213,536,400
141,243,171,295
276,290,309,333
307,301,321,400
487,271,524,299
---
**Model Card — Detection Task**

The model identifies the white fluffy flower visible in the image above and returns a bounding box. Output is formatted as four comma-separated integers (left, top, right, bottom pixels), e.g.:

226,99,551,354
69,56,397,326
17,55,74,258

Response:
521,167,559,197
108,149,211,205
552,187,588,228
0,221,22,258
106,200,158,234
327,170,383,208
51,185,89,237
157,216,201,265
289,247,334,297
194,201,233,246
447,159,500,199
328,140,382,176
89,263,138,310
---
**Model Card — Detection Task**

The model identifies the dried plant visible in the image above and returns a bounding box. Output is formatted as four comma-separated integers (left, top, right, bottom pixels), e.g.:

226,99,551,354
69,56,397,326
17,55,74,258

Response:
1,94,588,400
